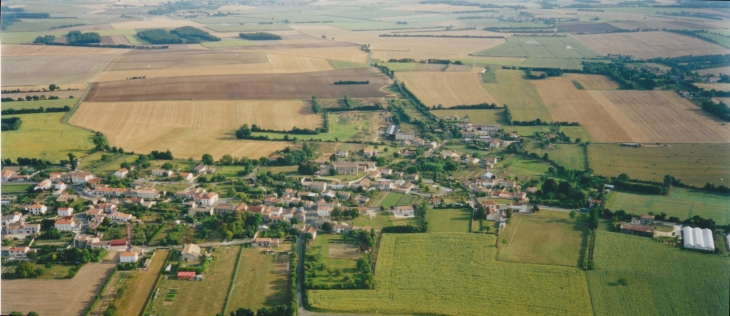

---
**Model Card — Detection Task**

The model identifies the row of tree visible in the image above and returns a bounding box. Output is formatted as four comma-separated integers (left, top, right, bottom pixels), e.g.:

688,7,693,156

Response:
2,106,70,116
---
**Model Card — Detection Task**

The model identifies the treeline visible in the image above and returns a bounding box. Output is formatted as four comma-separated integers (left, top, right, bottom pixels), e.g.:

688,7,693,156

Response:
648,54,730,71
67,31,100,44
388,58,416,63
378,34,503,39
2,106,70,115
334,80,369,85
148,0,201,15
525,68,564,79
375,64,395,79
582,62,657,90
33,35,56,44
657,10,724,20
138,27,219,44
1,117,22,131
700,99,730,121
238,32,282,40
442,103,502,110
512,119,579,126
1,12,50,19
420,0,501,9
613,180,664,195
150,150,174,160
427,59,462,65
2,157,53,167
2,95,64,102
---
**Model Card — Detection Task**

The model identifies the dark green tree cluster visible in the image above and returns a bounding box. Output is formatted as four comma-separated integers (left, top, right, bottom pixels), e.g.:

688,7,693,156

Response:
170,26,221,43
2,106,70,115
67,31,101,44
238,32,282,40
33,35,55,44
1,117,21,131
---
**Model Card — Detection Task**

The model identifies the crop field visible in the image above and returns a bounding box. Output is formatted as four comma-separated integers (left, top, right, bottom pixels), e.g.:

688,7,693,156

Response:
148,246,239,316
427,208,471,232
109,250,170,316
1,261,116,316
491,155,551,181
220,46,368,64
2,112,95,163
93,52,336,82
1,45,125,57
253,112,375,142
290,25,505,61
498,211,587,267
587,231,730,316
558,23,621,33
308,233,593,315
483,69,553,122
694,83,730,92
69,100,304,159
474,36,600,69
227,248,290,313
588,143,730,187
432,109,505,125
606,187,730,225
697,66,730,76
565,74,619,90
533,77,730,143
85,68,393,102
306,234,361,288
395,72,497,108
573,31,729,59
2,54,120,86
524,143,587,170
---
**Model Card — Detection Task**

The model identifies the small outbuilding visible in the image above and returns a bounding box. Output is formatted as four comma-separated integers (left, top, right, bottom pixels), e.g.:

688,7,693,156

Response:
177,271,196,280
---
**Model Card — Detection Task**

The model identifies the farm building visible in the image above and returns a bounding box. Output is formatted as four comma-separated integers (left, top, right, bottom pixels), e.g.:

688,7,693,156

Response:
252,238,280,248
683,226,715,251
619,223,654,237
120,252,139,263
182,243,201,262
177,271,196,280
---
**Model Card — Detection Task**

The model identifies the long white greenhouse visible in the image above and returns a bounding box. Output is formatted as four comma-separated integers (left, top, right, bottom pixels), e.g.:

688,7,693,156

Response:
682,226,715,251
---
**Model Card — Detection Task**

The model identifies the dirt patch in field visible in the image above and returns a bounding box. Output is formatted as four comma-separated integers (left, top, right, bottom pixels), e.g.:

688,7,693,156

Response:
68,100,311,159
85,68,394,102
1,261,117,316
328,243,362,259
573,31,728,59
396,71,497,107
534,76,730,143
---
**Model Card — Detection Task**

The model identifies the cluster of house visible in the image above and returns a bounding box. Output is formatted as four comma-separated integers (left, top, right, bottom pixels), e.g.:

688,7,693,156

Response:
468,171,528,201
305,164,419,194
478,200,529,229
453,122,516,147
619,215,656,236
383,124,437,148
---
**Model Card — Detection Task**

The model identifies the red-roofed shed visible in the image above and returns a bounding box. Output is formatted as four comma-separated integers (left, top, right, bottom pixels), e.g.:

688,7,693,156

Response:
177,271,196,280
110,239,127,247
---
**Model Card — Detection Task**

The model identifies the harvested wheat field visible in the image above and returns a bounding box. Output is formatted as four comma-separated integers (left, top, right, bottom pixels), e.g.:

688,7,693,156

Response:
566,74,619,90
1,261,116,316
219,45,368,64
573,32,728,59
69,100,313,159
534,77,730,143
93,52,334,82
290,25,505,61
694,83,730,92
411,64,448,72
85,68,393,102
2,54,120,86
697,66,730,76
110,17,204,30
1,44,127,56
396,72,497,107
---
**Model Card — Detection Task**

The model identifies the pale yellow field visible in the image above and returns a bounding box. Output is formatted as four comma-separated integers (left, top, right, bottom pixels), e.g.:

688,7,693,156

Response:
69,100,315,158
290,25,505,61
573,32,728,59
566,73,619,90
713,97,730,104
92,53,334,82
110,17,204,30
534,76,730,143
396,72,497,107
1,44,127,56
697,66,730,76
224,46,369,64
694,83,730,92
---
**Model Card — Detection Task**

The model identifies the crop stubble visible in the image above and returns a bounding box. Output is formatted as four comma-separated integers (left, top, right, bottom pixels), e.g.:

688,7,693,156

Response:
396,72,497,107
573,31,728,59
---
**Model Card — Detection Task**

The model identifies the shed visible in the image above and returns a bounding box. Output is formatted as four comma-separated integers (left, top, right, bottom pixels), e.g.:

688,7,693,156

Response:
177,271,196,280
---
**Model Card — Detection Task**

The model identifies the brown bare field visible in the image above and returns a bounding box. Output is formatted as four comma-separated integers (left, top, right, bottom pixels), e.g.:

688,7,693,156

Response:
69,100,313,159
2,54,120,86
534,77,730,143
411,64,447,72
93,52,334,82
566,74,619,90
1,261,117,316
85,68,394,102
694,83,730,92
290,25,505,61
1,44,127,56
218,45,368,64
444,64,475,72
396,72,497,107
100,35,130,45
572,32,728,59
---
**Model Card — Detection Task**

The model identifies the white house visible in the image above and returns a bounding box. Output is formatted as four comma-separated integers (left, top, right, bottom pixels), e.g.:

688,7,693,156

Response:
71,172,94,184
393,205,415,217
57,207,73,217
180,172,194,181
8,246,32,259
5,223,41,235
28,203,48,215
34,179,53,191
114,168,129,178
194,192,219,206
120,252,139,263
55,218,75,231
2,212,22,225
151,169,173,177
109,211,135,223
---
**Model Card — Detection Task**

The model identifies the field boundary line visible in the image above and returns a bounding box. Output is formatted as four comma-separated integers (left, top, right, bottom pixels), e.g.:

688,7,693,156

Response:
140,250,172,316
82,265,118,316
222,245,245,315
60,83,91,125
504,217,522,255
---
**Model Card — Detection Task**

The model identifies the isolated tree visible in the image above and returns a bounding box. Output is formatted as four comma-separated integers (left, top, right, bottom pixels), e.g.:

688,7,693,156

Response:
618,173,630,182
68,153,78,171
474,206,486,219
322,222,333,233
618,277,628,286
27,312,40,316
202,154,214,165
569,210,576,219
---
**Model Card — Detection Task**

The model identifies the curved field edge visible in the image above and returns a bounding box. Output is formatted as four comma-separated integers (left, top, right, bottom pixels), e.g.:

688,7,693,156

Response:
307,233,592,316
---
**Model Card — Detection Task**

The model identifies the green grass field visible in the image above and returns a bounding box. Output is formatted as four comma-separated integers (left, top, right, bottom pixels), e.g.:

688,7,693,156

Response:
1,184,33,194
226,248,290,313
524,142,587,170
498,211,587,267
492,155,551,181
308,233,593,315
252,113,368,142
587,231,730,316
148,247,238,316
2,99,76,111
327,60,368,69
431,109,506,125
305,234,360,288
606,187,730,225
588,143,730,187
379,192,404,208
427,208,471,232
351,212,416,231
475,36,600,70
378,62,418,72
483,69,553,122
1,112,95,163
